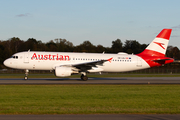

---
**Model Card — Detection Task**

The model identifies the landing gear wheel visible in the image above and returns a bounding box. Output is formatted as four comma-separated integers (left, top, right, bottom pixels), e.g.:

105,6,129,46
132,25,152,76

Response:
24,69,29,80
24,76,28,80
81,74,88,81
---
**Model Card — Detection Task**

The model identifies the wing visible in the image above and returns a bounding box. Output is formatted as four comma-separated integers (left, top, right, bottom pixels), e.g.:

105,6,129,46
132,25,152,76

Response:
72,57,113,72
59,57,113,72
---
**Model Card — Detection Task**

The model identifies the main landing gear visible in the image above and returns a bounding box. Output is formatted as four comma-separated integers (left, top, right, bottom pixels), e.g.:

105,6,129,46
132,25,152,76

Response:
24,69,29,80
81,73,88,81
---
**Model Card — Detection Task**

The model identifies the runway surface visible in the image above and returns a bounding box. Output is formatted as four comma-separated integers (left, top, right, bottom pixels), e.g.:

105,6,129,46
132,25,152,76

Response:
0,77,180,84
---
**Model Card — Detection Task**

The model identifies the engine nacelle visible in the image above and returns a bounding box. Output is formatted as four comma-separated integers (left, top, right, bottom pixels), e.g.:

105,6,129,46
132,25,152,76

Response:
55,66,72,77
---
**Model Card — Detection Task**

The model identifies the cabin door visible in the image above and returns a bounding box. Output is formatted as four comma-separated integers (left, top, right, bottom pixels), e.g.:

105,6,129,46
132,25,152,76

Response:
24,53,29,63
137,57,142,67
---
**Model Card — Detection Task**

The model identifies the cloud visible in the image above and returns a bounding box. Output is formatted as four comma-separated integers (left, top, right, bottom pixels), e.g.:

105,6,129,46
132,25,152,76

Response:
16,13,31,17
171,25,180,29
171,35,180,38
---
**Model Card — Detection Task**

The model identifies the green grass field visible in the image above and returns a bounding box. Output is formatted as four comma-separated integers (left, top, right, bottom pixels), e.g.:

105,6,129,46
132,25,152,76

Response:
0,85,180,114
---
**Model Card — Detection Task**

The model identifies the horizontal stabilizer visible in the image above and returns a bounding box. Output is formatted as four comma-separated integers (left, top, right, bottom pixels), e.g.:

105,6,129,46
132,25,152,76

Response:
152,58,174,64
152,58,173,62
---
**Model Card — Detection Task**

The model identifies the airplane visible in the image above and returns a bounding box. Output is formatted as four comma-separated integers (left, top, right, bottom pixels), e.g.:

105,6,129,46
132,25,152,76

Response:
3,29,174,81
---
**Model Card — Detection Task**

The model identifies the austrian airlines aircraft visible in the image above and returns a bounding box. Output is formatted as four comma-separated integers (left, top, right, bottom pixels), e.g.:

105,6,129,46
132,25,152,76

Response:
3,29,174,80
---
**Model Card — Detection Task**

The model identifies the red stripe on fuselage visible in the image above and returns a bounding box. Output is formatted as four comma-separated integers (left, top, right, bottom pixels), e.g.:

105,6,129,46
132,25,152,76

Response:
137,49,165,57
137,49,174,67
137,55,173,67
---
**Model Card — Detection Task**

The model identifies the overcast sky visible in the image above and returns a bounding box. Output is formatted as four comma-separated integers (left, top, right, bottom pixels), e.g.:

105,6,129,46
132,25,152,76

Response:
0,0,180,48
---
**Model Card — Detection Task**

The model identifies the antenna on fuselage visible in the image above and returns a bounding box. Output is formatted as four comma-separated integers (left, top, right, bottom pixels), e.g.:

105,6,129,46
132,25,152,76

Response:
28,49,30,52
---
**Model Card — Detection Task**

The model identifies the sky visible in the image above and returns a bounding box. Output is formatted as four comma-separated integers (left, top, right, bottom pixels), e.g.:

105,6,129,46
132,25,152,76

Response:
0,0,180,48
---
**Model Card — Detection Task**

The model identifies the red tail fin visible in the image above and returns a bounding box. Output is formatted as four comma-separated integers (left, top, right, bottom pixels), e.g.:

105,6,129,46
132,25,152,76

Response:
137,29,172,57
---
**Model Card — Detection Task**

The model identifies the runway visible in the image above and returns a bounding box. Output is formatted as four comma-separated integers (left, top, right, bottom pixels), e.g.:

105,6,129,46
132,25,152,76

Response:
0,77,180,84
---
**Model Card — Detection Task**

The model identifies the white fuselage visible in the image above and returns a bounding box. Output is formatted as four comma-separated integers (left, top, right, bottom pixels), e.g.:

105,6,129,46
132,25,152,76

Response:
4,51,150,72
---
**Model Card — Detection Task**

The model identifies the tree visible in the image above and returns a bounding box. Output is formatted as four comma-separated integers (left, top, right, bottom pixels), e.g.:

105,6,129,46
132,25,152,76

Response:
54,38,74,52
75,41,96,52
0,42,5,66
36,40,48,51
170,47,180,60
46,40,58,51
123,40,142,54
24,38,39,51
96,45,106,53
9,37,24,52
166,46,174,57
140,44,148,52
111,39,123,53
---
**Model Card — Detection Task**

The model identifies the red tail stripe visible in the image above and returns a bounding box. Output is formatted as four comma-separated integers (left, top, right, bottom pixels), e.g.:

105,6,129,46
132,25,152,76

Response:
137,49,165,57
137,55,174,67
156,29,172,40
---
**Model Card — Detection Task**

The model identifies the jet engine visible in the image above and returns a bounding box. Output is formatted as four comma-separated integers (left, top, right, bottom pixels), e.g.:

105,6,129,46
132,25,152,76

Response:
55,66,72,77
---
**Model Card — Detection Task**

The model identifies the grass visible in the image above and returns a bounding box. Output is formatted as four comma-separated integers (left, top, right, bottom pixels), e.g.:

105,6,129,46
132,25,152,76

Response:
0,73,180,78
0,85,180,114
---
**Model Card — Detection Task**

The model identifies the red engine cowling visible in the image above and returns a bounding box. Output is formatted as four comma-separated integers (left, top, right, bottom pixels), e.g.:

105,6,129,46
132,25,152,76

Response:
55,67,72,77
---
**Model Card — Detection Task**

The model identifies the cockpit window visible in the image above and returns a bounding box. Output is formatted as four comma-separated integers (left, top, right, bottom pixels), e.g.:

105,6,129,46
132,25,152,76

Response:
11,56,18,59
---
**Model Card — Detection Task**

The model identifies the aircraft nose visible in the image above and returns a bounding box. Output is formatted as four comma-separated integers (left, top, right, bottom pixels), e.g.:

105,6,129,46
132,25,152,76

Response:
3,59,10,67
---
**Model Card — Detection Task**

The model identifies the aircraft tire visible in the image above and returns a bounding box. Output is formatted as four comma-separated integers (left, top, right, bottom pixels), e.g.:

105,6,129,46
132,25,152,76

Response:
24,76,28,80
81,75,88,81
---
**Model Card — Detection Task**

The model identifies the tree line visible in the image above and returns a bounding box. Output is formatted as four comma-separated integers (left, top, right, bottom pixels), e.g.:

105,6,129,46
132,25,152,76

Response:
0,37,180,68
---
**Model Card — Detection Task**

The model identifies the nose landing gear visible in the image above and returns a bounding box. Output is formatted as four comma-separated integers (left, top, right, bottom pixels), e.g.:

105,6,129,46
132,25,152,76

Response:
24,69,29,80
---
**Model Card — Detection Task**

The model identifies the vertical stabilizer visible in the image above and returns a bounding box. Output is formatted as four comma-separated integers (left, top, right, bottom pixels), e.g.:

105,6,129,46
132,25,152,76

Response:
138,29,172,57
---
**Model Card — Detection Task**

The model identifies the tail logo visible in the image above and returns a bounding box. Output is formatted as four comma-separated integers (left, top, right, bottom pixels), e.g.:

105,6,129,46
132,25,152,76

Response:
153,42,165,50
